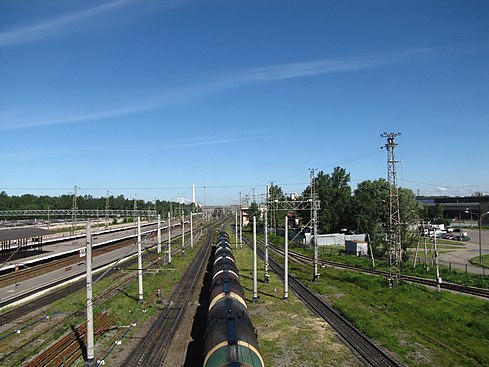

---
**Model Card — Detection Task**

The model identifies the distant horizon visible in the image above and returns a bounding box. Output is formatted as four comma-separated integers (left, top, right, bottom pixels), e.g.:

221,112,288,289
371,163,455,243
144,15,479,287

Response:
1,1,488,206
1,181,487,208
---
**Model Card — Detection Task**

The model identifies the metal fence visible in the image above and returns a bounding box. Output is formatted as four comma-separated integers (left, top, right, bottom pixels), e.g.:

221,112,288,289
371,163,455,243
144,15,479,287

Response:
410,256,488,276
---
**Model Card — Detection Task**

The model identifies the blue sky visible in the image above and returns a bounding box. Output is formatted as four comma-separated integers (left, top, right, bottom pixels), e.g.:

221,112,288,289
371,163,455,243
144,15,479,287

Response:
1,0,488,205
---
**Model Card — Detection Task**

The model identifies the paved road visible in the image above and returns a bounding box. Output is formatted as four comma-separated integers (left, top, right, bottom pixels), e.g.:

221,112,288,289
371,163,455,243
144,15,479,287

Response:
438,228,489,275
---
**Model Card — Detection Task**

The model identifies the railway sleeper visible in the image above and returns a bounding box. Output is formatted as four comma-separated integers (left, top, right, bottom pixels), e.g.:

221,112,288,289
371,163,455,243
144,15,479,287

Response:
25,312,115,367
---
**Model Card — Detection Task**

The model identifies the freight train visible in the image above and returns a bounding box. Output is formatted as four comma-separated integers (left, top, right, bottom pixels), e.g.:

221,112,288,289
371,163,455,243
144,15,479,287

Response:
203,231,265,367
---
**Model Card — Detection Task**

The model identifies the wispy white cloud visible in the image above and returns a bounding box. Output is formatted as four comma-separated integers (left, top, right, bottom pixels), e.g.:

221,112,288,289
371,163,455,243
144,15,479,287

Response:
0,0,190,46
0,48,430,130
0,134,281,161
227,49,430,85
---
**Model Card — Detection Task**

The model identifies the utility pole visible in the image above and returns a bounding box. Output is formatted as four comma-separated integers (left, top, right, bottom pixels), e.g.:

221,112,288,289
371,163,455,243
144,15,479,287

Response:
284,215,289,300
71,185,77,235
157,214,161,254
85,221,94,366
137,217,143,302
168,212,172,264
264,184,270,283
270,181,276,235
105,190,110,228
239,192,243,249
381,132,402,288
181,210,185,256
235,211,238,249
413,220,421,267
190,212,194,248
433,233,442,292
252,216,258,302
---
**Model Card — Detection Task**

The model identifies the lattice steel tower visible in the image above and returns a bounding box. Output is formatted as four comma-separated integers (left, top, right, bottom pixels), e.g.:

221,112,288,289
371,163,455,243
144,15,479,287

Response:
381,132,402,288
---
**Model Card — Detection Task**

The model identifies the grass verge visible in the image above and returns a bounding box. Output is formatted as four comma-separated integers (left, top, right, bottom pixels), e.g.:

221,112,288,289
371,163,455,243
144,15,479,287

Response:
233,241,362,367
244,229,489,366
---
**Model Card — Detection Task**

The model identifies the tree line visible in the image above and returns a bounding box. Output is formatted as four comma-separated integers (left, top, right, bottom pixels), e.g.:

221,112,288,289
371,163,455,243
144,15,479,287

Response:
0,191,194,217
247,166,427,257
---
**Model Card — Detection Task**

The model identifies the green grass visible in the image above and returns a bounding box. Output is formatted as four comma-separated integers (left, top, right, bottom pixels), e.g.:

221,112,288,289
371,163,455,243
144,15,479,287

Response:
261,232,489,289
233,239,361,367
8,236,204,367
304,267,489,367
469,254,489,268
244,230,489,367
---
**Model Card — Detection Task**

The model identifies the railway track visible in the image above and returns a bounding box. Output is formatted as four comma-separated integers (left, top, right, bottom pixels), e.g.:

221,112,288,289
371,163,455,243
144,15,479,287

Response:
24,312,116,367
124,226,215,367
0,221,215,367
269,244,489,299
0,220,206,329
245,236,402,367
0,240,133,289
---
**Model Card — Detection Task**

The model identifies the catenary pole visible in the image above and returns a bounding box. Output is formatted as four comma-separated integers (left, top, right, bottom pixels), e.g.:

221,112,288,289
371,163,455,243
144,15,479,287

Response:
252,216,258,302
264,184,270,282
434,233,442,292
168,212,172,264
181,212,185,256
85,222,95,365
137,217,143,302
284,216,289,300
190,212,194,248
239,192,243,249
235,211,238,249
157,214,161,254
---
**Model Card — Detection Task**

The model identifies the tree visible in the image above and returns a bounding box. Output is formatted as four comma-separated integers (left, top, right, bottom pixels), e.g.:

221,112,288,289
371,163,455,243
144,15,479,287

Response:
398,187,425,249
247,202,261,225
350,179,390,256
350,179,423,256
318,167,351,233
302,167,352,234
432,203,446,225
268,184,286,231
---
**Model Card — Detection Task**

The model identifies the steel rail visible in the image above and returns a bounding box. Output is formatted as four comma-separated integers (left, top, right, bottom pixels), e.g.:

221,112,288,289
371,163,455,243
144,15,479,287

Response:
123,223,217,367
244,237,402,367
269,244,489,299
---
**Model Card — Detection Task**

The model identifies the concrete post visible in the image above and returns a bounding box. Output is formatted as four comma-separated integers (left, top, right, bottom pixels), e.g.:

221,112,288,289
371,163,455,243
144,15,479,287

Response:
86,222,94,364
137,217,143,301
157,214,161,254
190,212,194,248
252,216,258,302
284,216,288,300
181,213,185,256
168,212,172,264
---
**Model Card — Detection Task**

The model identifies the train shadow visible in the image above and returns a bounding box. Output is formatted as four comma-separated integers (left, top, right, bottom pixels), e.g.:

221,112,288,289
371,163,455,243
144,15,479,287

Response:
183,247,213,366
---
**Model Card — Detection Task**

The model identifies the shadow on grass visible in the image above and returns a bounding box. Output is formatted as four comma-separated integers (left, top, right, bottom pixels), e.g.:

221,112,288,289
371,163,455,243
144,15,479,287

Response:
117,288,139,302
242,285,283,301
